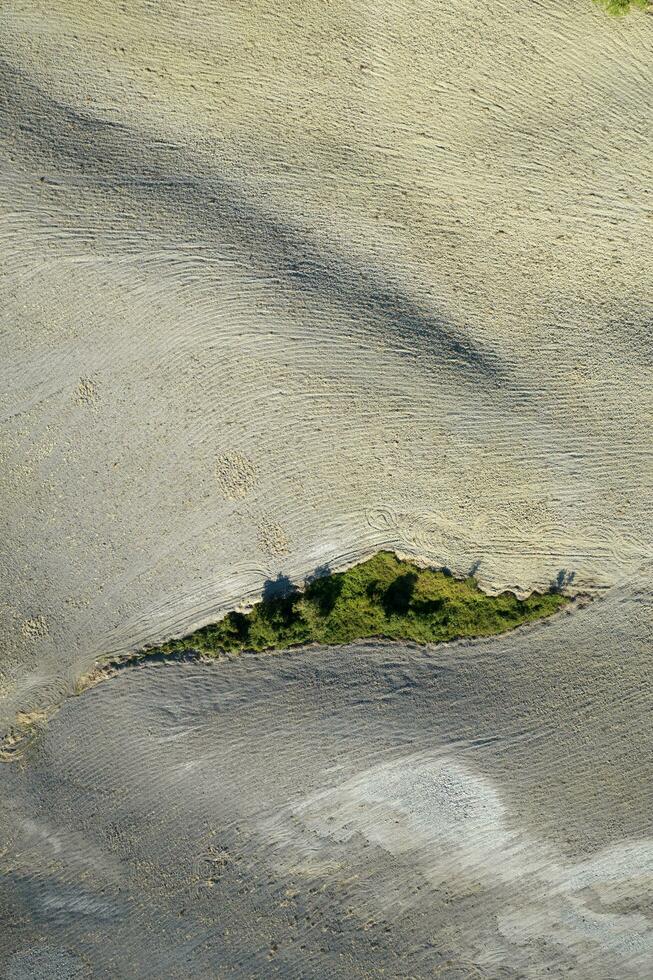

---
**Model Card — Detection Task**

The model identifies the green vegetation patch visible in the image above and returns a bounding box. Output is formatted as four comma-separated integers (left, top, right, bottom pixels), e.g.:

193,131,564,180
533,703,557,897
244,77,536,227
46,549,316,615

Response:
158,551,569,659
594,0,649,14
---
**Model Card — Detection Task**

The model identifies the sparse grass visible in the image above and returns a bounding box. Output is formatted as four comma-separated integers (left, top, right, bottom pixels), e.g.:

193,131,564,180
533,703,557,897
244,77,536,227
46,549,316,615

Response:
157,551,569,659
594,0,649,15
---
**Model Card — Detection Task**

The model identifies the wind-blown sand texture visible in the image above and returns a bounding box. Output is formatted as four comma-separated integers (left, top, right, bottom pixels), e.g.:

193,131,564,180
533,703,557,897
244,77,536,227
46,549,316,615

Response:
1,0,652,975
1,575,651,977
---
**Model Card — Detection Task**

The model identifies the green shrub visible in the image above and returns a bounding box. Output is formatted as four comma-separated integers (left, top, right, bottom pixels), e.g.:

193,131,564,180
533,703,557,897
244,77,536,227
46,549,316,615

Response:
595,0,649,15
158,551,570,659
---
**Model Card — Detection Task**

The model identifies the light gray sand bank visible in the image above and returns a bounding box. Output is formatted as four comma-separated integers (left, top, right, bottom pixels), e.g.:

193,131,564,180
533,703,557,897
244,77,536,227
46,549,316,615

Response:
0,570,651,977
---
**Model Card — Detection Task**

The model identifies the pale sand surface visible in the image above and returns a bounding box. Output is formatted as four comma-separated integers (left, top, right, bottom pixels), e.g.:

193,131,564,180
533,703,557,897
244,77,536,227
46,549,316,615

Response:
0,1,652,974
0,571,651,977
1,0,651,723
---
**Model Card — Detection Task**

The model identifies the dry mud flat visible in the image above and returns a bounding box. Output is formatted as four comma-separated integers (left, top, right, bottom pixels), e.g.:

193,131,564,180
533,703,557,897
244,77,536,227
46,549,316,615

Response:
0,571,651,978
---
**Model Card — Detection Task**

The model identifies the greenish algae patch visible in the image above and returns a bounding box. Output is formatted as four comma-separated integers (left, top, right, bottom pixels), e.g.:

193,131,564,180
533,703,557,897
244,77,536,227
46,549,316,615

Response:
158,551,569,659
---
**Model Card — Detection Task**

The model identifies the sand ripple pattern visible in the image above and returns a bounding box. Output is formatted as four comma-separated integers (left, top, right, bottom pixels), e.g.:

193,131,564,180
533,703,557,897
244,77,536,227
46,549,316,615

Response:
0,572,651,977
0,2,652,731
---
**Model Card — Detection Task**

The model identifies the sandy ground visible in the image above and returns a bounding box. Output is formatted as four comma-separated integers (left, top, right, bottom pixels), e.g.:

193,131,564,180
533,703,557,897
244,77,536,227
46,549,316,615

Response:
1,0,652,725
0,571,651,977
0,0,652,974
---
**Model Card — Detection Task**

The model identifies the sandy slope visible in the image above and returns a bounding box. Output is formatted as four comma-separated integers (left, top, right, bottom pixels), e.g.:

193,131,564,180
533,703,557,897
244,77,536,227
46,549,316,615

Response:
1,0,652,722
0,2,652,971
0,570,651,977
